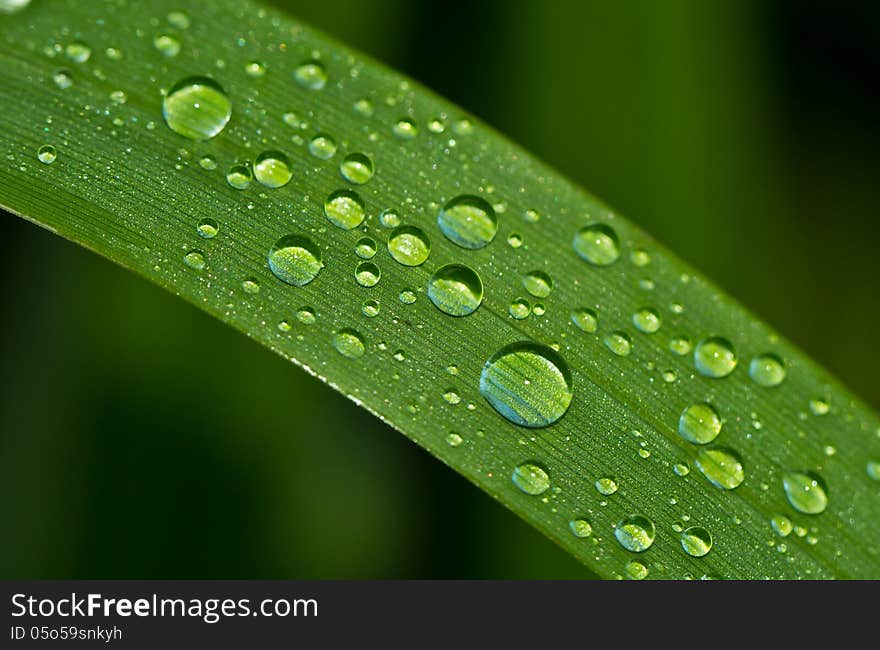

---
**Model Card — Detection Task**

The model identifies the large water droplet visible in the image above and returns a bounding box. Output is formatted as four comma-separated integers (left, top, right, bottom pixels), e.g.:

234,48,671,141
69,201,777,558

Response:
333,329,365,358
324,189,365,230
615,515,655,552
694,336,737,378
355,261,381,287
479,342,573,428
37,144,57,165
573,223,620,266
253,150,292,188
387,225,430,266
680,526,713,557
162,76,231,141
522,270,553,298
749,354,786,387
509,298,531,320
294,59,327,90
695,448,745,489
678,403,722,444
268,234,323,286
782,472,828,514
771,514,792,537
340,152,374,184
437,195,498,249
197,217,219,239
512,463,550,495
427,264,483,316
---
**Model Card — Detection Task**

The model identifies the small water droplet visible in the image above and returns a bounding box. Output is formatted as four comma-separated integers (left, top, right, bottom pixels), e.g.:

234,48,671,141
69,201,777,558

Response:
446,432,463,447
253,150,292,188
569,519,593,538
749,354,786,387
167,10,191,29
509,298,531,320
225,163,252,189
512,463,550,495
678,403,722,444
324,189,365,230
354,237,377,259
604,331,632,357
163,76,231,141
333,328,365,358
353,97,374,116
867,461,880,481
361,299,380,317
694,336,737,378
241,278,260,294
662,369,677,383
453,118,474,135
197,218,219,239
308,133,337,159
379,209,401,229
633,307,662,333
630,249,651,267
437,195,498,249
198,154,217,170
296,307,316,325
809,398,830,416
268,234,323,286
595,477,618,495
427,264,483,316
522,270,552,298
771,514,793,537
695,447,745,490
615,514,656,552
65,40,91,63
570,308,598,333
399,289,417,304
153,33,181,57
0,0,31,14
387,225,430,266
443,389,461,405
428,117,445,133
355,261,381,287
294,59,327,90
680,526,713,557
183,250,205,270
673,462,690,477
507,232,523,248
532,303,546,317
669,336,693,356
278,320,292,333
340,152,374,184
52,68,73,89
392,117,418,139
480,343,573,428
573,223,620,266
523,208,541,224
244,60,266,77
625,561,648,580
782,471,828,514
36,144,56,165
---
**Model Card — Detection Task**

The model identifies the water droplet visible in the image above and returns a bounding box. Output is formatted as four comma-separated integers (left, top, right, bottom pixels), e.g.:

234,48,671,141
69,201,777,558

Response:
809,398,830,416
387,225,430,266
446,432,463,447
294,59,327,90
362,299,380,317
278,320,292,333
573,223,620,266
507,232,523,248
480,342,573,428
161,79,231,141
512,463,550,495
443,389,461,405
694,336,737,378
749,354,786,387
427,264,483,317
522,270,552,298
183,250,205,270
242,278,260,294
268,234,323,286
662,369,677,383
355,261,381,287
428,117,445,133
782,472,828,514
631,249,651,267
625,561,648,580
65,41,91,63
680,526,713,557
669,336,693,356
569,519,593,538
333,329,365,358
167,10,191,29
673,462,690,477
0,0,31,14
353,97,374,117
695,448,745,490
633,307,662,333
153,33,181,57
771,514,792,537
399,289,417,304
595,477,618,495
604,331,632,357
509,298,531,320
678,403,722,445
354,237,377,259
392,117,418,139
296,307,316,325
379,209,401,229
340,152,374,184
453,118,474,135
36,144,56,165
324,189,365,230
867,461,880,481
308,134,337,159
437,195,497,249
523,208,541,224
52,69,73,89
532,303,546,317
570,308,598,333
225,163,252,190
198,154,217,170
253,150,292,188
244,60,266,78
197,218,218,239
615,515,655,552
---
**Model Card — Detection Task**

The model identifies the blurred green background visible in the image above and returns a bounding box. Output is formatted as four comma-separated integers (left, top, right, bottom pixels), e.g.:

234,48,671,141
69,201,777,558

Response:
1,0,877,578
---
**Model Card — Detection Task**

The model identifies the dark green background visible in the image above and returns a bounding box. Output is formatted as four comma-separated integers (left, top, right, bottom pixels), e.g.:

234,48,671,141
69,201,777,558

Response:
1,0,877,578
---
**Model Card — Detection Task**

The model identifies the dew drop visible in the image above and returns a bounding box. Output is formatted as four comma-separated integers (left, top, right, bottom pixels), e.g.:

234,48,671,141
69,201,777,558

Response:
604,331,632,357
512,463,550,495
36,144,56,165
253,150,292,188
625,561,648,580
809,398,830,416
522,270,552,298
0,0,31,14
361,299,380,318
294,59,327,90
392,117,418,139
680,526,713,557
167,10,191,29
695,447,745,490
332,329,365,358
355,237,377,259
428,118,445,133
278,320,292,333
183,250,205,270
782,472,828,514
198,154,217,170
241,278,260,294
669,336,693,356
427,264,483,316
308,134,337,159
595,477,618,495
678,403,722,445
437,195,498,249
324,189,365,230
749,354,786,387
694,336,737,378
387,225,430,266
570,308,598,333
673,462,690,477
509,298,531,320
244,60,266,78
507,232,523,248
225,163,252,190
196,217,218,239
52,69,73,89
268,234,323,286
399,289,417,304
631,249,651,267
524,208,541,224
65,40,91,63
340,152,374,184
296,307,316,325
443,389,461,405
569,519,593,538
446,432,463,447
532,303,546,317
615,515,655,552
353,98,374,117
633,307,662,333
479,342,573,428
162,76,231,141
153,33,181,57
379,209,401,229
868,461,880,481
771,514,793,537
573,223,620,266
355,261,381,287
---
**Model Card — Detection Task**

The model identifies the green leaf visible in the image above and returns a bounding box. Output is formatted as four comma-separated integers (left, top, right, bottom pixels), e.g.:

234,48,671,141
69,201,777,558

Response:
1,0,878,579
